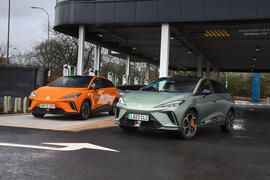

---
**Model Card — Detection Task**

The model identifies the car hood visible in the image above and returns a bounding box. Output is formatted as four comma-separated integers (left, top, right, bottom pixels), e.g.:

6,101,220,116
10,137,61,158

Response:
34,86,86,99
121,91,192,110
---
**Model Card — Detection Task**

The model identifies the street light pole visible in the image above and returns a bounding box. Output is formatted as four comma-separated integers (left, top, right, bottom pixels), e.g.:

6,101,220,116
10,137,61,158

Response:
6,0,11,67
31,6,50,67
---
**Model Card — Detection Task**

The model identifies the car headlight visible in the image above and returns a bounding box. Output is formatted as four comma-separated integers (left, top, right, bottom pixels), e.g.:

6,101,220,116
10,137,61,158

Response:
154,100,185,108
30,91,37,98
61,93,81,99
118,97,126,105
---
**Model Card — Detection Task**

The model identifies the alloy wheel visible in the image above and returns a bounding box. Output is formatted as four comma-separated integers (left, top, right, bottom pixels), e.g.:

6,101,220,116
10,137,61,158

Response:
226,110,234,130
81,102,90,119
182,112,198,138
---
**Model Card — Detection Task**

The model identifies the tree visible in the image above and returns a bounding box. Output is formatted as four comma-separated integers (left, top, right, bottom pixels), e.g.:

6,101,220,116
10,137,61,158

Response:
26,31,95,77
260,73,270,98
0,44,7,65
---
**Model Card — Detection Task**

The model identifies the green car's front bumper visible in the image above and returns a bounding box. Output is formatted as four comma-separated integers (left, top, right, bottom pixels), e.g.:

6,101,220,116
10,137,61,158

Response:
115,107,186,131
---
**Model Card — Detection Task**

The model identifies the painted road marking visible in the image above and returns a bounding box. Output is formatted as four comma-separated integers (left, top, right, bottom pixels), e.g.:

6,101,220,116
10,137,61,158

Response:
0,142,120,152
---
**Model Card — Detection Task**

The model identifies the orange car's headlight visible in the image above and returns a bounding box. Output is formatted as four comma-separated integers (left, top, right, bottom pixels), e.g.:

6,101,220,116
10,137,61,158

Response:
61,93,81,99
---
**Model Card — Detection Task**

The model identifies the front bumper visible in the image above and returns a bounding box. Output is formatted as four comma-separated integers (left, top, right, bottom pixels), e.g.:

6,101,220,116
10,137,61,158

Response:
30,107,77,115
115,108,181,131
28,98,79,115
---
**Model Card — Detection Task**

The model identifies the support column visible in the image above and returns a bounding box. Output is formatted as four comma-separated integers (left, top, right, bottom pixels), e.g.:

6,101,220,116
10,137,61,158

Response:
94,44,101,75
206,62,211,78
159,24,170,78
77,26,85,75
123,55,131,85
126,55,130,76
146,62,150,80
197,55,203,77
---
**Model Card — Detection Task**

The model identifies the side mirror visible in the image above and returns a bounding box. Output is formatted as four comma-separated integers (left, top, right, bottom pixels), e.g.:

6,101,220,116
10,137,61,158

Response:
91,83,97,90
201,89,211,96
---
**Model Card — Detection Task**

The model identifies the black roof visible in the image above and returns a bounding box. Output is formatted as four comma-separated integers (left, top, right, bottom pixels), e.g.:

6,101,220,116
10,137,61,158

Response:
54,0,270,73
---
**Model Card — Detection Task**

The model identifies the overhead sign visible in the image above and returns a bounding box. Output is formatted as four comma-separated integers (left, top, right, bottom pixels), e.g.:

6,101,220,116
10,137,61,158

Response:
0,142,120,152
238,28,270,37
204,28,270,38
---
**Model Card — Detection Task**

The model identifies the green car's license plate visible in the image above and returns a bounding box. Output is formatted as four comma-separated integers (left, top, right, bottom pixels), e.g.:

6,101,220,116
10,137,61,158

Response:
128,114,149,121
39,104,56,109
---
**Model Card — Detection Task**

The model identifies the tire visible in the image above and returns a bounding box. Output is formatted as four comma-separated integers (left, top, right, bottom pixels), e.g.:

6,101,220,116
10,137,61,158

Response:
109,100,118,116
180,110,198,140
79,101,91,120
220,109,234,133
32,113,45,118
119,125,138,132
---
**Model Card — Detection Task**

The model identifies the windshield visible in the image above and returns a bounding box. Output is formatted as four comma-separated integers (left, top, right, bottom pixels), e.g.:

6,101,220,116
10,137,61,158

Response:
141,78,199,93
48,76,93,88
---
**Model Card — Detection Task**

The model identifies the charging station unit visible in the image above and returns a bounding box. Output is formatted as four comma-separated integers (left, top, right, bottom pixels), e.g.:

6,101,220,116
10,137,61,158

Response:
63,64,77,76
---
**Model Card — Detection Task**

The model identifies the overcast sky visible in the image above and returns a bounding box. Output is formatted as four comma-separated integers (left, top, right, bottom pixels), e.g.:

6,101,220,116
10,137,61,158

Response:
0,0,55,53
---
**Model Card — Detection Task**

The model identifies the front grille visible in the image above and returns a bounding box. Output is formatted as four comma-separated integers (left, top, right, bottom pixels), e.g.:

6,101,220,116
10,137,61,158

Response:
32,107,65,114
49,108,65,114
119,111,162,129
123,119,136,126
32,107,46,114
141,120,161,128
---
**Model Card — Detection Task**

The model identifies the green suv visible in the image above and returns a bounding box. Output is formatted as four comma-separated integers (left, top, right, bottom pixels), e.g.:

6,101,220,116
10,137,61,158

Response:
115,77,235,139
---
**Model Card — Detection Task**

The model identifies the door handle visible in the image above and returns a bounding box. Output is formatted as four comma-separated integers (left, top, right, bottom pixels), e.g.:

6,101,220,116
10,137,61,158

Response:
213,100,217,103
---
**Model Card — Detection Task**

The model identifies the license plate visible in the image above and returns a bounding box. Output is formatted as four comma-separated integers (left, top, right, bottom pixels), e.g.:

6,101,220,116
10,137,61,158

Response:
39,104,56,109
128,114,149,121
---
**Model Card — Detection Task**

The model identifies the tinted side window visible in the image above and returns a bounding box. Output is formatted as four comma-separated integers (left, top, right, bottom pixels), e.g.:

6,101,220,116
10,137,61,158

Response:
101,79,114,88
198,80,213,94
94,78,103,89
106,79,114,88
212,81,226,94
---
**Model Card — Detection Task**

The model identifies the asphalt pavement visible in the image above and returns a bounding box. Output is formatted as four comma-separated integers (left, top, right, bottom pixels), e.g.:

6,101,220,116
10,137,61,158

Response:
0,107,270,180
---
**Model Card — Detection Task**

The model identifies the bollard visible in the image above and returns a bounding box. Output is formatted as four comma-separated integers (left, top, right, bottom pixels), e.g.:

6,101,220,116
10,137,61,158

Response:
23,97,28,113
267,97,270,105
7,96,11,112
3,96,8,113
17,98,22,112
14,98,18,113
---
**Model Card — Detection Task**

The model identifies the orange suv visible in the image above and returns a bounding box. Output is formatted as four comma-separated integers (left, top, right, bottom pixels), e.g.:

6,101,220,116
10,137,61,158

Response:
28,76,119,120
